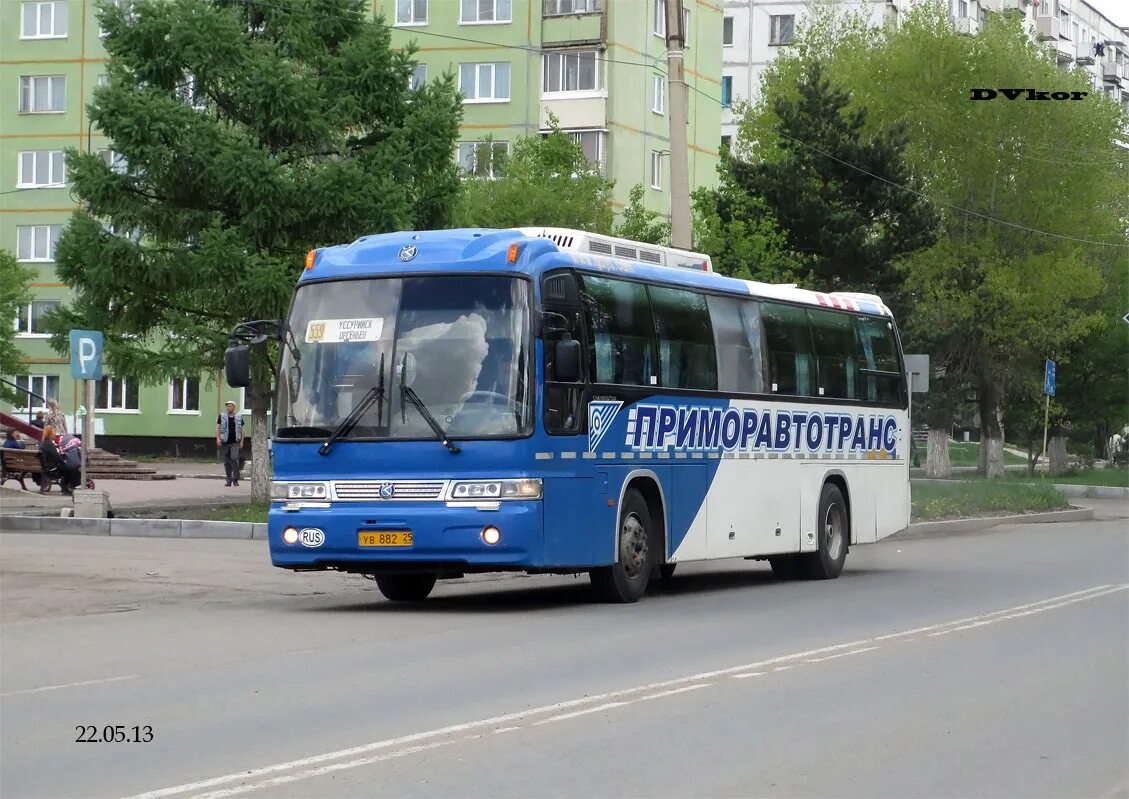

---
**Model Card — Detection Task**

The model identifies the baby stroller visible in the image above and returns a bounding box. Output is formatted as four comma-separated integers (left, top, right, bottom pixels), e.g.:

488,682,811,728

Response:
41,434,94,495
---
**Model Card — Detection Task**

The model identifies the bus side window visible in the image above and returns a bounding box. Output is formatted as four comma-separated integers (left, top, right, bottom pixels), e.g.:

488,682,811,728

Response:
649,286,717,390
854,316,902,404
580,275,657,387
807,308,860,399
761,302,816,396
707,295,764,394
542,272,585,434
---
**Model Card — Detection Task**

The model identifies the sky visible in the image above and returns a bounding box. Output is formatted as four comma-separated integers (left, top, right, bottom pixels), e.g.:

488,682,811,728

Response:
1086,0,1128,29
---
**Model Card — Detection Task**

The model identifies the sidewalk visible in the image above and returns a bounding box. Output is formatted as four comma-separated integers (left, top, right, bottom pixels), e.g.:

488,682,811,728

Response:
1,473,253,517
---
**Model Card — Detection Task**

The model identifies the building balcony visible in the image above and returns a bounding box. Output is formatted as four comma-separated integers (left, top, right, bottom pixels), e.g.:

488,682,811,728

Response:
1052,39,1075,63
1035,16,1060,41
1102,61,1126,83
956,16,979,36
997,0,1031,14
541,0,602,46
1075,51,1095,65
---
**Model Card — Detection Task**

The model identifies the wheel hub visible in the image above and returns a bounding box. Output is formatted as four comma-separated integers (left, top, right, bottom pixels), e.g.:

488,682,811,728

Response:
620,513,648,578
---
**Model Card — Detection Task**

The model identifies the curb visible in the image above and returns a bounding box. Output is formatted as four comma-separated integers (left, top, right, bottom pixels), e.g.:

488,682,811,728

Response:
893,506,1095,539
0,515,268,540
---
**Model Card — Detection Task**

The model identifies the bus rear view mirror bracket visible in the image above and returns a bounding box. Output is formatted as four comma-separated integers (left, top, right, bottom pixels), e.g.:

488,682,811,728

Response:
555,338,581,383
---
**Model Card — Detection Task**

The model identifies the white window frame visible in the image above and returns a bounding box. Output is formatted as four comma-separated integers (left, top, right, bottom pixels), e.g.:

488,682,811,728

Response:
96,376,140,413
16,224,63,262
457,140,508,178
168,377,201,414
459,62,511,103
17,150,66,188
651,151,663,190
721,75,733,108
97,148,128,174
11,375,60,413
652,75,665,115
410,64,427,91
653,0,665,37
21,1,68,39
14,299,60,338
723,16,734,46
18,75,66,113
460,0,511,24
567,129,605,171
99,0,132,36
769,15,795,45
544,0,598,15
396,0,427,26
542,50,602,97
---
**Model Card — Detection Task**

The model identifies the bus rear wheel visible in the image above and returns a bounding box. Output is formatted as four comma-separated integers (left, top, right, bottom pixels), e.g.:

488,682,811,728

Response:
590,488,654,603
799,483,849,580
374,573,437,601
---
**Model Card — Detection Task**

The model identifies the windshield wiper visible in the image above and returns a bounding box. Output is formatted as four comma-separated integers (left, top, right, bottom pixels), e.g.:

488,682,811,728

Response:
318,353,385,456
399,357,460,454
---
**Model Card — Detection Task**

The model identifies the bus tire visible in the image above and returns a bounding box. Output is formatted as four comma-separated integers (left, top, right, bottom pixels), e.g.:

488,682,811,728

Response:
374,573,437,601
769,556,802,580
799,483,849,580
590,488,653,603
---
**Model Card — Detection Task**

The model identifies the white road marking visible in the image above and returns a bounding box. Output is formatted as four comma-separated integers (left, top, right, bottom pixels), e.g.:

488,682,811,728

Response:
0,674,138,697
533,701,630,725
635,684,711,701
927,587,1128,637
732,672,765,680
773,665,793,672
806,646,880,663
493,726,522,734
125,583,1129,799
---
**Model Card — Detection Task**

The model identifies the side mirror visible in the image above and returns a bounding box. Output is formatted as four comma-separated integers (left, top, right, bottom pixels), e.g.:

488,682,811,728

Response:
225,345,251,388
398,351,417,389
554,338,581,383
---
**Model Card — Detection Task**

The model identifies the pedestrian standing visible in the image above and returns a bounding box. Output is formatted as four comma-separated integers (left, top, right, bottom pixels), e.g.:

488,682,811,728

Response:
44,399,68,435
216,400,244,487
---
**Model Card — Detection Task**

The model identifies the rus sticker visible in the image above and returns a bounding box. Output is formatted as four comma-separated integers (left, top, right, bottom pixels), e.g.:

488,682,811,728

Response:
305,318,384,344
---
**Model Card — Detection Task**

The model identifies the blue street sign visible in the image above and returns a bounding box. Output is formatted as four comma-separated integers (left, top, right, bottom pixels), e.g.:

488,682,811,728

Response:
69,330,104,380
1044,358,1056,397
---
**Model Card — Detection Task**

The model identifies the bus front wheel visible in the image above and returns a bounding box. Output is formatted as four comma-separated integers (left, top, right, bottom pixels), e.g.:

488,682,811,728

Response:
800,483,849,580
590,488,654,603
374,573,437,601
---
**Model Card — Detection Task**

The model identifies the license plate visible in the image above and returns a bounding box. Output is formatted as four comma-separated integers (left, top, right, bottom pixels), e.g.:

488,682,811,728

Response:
358,531,413,547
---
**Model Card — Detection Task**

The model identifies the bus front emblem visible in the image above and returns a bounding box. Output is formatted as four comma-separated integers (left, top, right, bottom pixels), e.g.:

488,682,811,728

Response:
398,245,418,262
379,483,396,499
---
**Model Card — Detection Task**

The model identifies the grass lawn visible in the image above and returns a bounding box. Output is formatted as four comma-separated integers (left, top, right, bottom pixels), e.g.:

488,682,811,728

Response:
950,467,1128,487
946,441,1027,467
911,480,1069,522
173,502,270,523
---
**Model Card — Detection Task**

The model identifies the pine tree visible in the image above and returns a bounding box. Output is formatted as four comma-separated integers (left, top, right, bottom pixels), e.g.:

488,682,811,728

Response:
51,0,463,499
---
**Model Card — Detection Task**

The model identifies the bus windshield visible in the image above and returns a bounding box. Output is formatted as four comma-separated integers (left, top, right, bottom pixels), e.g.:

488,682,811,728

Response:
276,275,533,442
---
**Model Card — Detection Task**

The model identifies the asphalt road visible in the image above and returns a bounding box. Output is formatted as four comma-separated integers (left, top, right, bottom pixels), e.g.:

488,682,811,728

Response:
1,504,1127,799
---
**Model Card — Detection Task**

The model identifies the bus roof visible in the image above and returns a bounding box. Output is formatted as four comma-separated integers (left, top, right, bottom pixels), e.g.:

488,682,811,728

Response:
302,228,894,318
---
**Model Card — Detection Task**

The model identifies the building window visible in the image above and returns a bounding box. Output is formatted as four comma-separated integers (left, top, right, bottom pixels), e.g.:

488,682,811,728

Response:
720,135,731,151
97,148,129,174
543,50,600,94
568,130,604,169
96,376,139,412
652,75,665,114
97,73,109,88
168,378,200,413
459,62,511,102
14,300,60,336
723,16,734,46
17,150,66,188
12,375,60,412
410,64,427,91
18,75,66,113
99,0,133,36
769,15,794,45
458,141,508,178
461,0,511,23
396,0,427,24
721,76,733,107
16,225,63,262
683,7,690,38
21,1,68,38
956,0,968,16
650,151,663,190
544,0,598,14
653,0,665,37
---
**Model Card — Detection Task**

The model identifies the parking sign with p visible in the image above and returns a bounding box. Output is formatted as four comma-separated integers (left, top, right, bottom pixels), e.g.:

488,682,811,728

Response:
69,330,104,380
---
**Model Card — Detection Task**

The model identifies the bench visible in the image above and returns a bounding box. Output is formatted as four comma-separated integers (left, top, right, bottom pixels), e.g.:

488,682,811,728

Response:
0,448,44,491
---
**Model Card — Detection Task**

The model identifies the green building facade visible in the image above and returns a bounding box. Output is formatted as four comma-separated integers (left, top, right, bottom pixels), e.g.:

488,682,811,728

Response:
1,0,722,451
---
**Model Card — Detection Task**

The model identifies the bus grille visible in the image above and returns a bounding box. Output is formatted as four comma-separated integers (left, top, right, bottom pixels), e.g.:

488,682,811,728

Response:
331,480,449,501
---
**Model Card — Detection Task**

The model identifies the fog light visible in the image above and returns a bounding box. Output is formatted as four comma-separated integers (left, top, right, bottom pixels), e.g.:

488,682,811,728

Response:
282,527,299,545
481,526,501,545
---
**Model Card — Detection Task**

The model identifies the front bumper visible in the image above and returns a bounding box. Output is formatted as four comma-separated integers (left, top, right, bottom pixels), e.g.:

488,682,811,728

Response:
267,500,544,570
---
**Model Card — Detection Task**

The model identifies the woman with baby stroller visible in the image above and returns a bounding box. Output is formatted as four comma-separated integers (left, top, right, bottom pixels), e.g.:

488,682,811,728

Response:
37,425,88,495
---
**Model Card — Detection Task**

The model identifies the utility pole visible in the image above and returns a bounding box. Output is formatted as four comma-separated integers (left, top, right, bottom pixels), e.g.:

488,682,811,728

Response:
664,0,691,250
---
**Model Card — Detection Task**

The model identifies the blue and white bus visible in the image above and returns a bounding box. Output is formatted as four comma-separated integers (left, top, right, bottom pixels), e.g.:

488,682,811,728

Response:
225,227,910,603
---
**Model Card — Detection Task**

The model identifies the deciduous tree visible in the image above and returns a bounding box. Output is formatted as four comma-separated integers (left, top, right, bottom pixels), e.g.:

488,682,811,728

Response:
0,251,34,405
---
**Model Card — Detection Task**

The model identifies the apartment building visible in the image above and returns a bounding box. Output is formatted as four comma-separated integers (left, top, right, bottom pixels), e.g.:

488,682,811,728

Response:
382,0,723,214
1,0,722,450
719,0,1129,148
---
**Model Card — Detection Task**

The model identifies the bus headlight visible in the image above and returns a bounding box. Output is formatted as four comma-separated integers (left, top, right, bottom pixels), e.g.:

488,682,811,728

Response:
449,479,542,500
271,482,329,500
